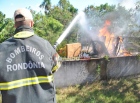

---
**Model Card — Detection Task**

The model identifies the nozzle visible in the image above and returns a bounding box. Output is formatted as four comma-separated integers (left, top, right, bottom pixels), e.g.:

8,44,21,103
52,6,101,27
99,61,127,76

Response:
53,42,59,49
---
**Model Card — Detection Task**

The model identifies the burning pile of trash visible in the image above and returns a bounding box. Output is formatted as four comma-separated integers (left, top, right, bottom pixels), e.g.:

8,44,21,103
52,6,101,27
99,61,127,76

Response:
58,20,140,60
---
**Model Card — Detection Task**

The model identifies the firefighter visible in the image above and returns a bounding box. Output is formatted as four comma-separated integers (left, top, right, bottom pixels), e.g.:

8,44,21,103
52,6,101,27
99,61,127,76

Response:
0,8,61,103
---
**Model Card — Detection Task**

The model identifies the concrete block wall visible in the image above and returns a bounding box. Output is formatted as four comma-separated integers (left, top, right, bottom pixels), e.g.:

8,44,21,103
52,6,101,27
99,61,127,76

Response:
54,56,140,88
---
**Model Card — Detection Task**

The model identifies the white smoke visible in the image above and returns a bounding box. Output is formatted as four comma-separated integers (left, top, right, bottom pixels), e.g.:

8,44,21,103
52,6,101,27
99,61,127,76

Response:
120,0,138,9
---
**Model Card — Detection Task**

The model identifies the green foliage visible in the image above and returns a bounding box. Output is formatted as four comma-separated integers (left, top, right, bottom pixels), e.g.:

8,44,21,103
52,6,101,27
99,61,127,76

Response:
33,11,63,45
40,0,78,47
41,0,78,26
48,5,77,26
136,54,140,60
103,55,110,62
40,0,51,14
0,11,14,43
96,64,101,75
96,3,116,12
84,3,116,15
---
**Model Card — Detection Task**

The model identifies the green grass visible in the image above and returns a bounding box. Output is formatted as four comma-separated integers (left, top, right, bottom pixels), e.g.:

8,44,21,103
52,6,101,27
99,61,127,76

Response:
56,78,140,103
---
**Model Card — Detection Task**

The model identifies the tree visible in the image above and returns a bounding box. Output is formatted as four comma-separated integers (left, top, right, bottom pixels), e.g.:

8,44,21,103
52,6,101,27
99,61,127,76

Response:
40,0,78,47
44,0,78,26
0,11,14,43
40,0,52,14
32,10,63,45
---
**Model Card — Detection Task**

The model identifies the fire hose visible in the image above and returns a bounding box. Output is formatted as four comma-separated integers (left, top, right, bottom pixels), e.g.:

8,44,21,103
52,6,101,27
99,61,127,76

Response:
53,11,85,49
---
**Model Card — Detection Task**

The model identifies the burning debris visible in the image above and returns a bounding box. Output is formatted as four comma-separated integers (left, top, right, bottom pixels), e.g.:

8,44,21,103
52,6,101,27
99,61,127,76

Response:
57,19,140,60
54,3,140,88
56,8,140,60
98,20,133,57
80,18,140,58
63,19,140,59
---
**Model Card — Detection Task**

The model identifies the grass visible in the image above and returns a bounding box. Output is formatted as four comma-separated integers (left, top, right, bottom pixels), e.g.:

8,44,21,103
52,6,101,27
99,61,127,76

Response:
56,78,140,103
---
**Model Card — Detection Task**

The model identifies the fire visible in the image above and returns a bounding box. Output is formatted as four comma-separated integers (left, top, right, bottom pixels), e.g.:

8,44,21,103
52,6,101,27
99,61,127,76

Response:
119,49,132,56
98,20,132,56
98,20,115,56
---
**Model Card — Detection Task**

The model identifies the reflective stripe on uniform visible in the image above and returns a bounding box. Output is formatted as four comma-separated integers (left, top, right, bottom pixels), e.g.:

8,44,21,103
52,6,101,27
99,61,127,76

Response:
52,53,61,73
52,65,58,73
52,62,61,73
14,31,34,38
0,75,53,90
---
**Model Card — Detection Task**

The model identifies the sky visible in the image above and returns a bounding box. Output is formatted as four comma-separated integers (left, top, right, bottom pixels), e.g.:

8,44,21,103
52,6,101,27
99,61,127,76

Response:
0,0,139,18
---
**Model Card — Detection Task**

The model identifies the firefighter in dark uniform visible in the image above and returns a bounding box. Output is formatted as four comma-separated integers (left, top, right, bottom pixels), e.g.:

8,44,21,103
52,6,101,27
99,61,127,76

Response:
0,8,61,103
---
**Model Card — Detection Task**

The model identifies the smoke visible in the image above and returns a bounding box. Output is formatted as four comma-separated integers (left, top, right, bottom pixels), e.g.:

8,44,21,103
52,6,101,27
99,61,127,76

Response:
119,0,140,27
78,3,140,38
75,2,140,56
120,0,137,10
56,1,140,56
77,10,102,43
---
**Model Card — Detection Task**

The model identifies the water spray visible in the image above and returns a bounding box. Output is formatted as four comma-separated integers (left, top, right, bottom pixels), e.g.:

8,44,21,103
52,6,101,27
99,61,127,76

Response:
54,11,85,49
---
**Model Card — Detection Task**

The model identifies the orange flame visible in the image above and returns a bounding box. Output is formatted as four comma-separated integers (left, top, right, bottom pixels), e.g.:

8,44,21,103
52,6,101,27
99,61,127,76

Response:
98,20,132,56
119,49,132,56
99,20,115,56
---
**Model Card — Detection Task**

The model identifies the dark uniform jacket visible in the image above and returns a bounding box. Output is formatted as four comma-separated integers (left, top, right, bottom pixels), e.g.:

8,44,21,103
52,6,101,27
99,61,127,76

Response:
0,25,61,103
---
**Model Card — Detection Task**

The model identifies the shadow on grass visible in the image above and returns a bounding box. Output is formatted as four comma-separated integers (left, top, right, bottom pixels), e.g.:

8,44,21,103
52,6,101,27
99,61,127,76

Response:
57,78,140,103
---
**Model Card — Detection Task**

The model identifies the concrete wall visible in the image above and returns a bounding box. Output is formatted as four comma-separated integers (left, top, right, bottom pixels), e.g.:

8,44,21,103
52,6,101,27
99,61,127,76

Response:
107,56,140,78
54,56,140,88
